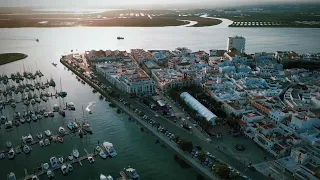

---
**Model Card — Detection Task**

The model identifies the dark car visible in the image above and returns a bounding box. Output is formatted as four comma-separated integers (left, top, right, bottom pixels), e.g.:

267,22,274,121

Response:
195,145,202,151
248,165,256,171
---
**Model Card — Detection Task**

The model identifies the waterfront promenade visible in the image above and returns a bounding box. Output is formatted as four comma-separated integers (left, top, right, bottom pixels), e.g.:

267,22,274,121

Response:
61,58,268,180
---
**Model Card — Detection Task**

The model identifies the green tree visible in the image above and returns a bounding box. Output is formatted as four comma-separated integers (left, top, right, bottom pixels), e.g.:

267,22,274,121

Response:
198,150,207,162
229,172,240,180
214,164,230,179
179,139,193,152
174,135,180,143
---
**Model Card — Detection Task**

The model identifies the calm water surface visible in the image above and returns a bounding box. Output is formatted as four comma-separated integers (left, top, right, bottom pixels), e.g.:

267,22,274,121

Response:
0,26,319,180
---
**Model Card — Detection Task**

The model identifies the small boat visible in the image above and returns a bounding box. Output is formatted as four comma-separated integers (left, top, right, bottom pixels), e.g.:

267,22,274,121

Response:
30,99,36,105
31,114,37,122
52,62,57,67
43,112,49,118
39,140,44,147
44,130,52,137
31,175,38,180
14,112,20,119
72,149,79,158
61,164,68,175
13,120,19,127
53,104,59,112
5,121,13,129
48,111,54,117
124,167,140,180
7,172,16,180
102,142,117,157
15,147,21,154
78,129,84,138
26,117,31,123
44,139,50,146
43,163,49,170
0,116,7,123
23,145,31,154
11,102,16,108
36,39,39,42
47,170,54,179
58,156,64,164
99,151,107,159
50,157,58,168
24,100,30,106
58,127,66,135
88,156,95,164
6,141,12,148
37,132,43,139
67,122,75,130
0,153,5,159
67,102,75,110
20,118,25,124
67,163,73,172
95,146,101,152
35,98,41,103
8,148,15,159
100,174,114,180
57,136,63,143
59,110,66,117
68,154,73,161
117,36,124,40
82,123,93,134
37,115,42,120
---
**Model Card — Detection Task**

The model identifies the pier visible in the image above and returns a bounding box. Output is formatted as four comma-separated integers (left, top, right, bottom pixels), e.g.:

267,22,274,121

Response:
60,58,217,180
21,149,99,180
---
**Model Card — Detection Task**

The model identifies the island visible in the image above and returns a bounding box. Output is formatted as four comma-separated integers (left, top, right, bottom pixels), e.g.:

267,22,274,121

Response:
0,53,28,65
0,8,222,28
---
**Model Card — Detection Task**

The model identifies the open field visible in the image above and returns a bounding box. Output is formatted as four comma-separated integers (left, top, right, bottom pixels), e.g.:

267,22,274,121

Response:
0,53,28,65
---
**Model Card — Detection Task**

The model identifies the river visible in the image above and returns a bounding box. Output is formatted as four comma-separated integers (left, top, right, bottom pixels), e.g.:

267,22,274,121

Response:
0,24,319,180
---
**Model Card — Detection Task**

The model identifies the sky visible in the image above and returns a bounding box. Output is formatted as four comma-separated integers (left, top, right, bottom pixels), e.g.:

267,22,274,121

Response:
1,0,318,8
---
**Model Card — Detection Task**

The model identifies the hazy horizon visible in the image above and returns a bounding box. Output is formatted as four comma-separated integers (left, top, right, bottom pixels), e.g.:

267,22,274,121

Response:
1,0,319,9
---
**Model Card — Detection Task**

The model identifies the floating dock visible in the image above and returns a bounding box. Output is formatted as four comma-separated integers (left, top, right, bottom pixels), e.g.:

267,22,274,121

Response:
21,148,99,180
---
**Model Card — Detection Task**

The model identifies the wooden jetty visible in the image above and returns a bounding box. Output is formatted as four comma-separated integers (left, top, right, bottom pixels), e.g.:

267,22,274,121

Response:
21,148,99,180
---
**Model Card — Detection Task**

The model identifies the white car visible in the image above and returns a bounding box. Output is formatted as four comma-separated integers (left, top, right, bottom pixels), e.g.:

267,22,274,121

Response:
155,114,159,117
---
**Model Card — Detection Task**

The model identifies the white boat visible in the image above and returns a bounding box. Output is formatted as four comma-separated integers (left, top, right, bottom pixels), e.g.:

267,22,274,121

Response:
11,102,16,108
61,164,68,175
31,175,38,180
88,156,95,164
78,129,84,138
37,115,42,120
68,154,73,161
8,172,16,180
96,146,101,152
8,148,15,159
47,170,54,179
58,127,66,135
44,139,50,146
23,145,31,154
82,123,93,134
99,151,107,159
44,130,52,137
50,157,58,168
15,147,21,154
43,112,49,118
124,167,140,180
43,163,49,170
53,104,59,112
39,140,44,147
31,114,37,122
67,102,75,110
37,132,43,139
58,156,64,164
73,149,79,158
67,163,73,172
20,118,25,124
0,116,6,124
0,153,5,159
100,174,114,180
30,99,36,105
22,134,33,144
103,142,117,157
14,112,20,119
6,141,12,148
48,112,54,117
5,121,13,129
26,117,31,123
35,98,41,103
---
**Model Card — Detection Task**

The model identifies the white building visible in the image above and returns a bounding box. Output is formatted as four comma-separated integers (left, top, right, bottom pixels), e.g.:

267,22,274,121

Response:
180,92,217,124
227,36,246,53
241,111,265,123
